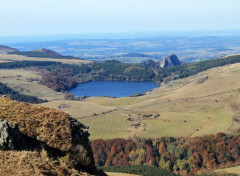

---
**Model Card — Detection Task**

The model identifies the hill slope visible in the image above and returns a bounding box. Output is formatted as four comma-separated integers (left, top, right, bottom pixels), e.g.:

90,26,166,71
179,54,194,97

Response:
0,98,106,176
32,48,61,56
0,45,19,54
9,48,81,59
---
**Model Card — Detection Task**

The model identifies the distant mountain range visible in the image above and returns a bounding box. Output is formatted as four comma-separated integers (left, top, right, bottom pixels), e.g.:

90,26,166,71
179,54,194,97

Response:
2,46,82,59
0,45,20,54
0,44,183,68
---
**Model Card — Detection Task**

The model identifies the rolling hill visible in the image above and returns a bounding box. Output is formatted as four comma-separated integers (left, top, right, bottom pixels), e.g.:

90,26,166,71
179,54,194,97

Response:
0,45,19,54
9,48,82,59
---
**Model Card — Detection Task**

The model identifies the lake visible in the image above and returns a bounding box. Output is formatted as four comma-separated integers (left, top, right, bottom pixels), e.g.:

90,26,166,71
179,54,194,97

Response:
69,81,157,98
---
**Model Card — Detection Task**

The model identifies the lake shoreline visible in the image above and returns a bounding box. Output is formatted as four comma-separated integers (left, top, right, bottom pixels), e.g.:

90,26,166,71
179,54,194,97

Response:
68,80,157,98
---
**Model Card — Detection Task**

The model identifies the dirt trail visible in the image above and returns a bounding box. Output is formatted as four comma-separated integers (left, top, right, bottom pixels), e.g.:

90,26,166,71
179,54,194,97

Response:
227,103,240,134
77,108,120,119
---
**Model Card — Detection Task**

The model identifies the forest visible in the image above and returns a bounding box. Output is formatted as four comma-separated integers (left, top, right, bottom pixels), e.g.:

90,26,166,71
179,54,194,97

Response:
0,60,62,69
40,54,240,92
9,51,80,59
91,133,240,175
40,60,155,91
1,55,240,93
152,55,240,81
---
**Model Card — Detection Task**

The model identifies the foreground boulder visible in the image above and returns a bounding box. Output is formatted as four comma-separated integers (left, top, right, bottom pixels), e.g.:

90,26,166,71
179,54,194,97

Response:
0,119,25,150
0,97,106,176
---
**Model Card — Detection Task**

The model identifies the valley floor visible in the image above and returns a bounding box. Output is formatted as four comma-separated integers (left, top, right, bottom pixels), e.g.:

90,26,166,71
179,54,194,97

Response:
1,62,240,140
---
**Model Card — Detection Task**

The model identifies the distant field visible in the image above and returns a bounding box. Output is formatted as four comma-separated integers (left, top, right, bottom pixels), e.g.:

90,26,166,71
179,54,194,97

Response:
107,56,156,63
2,62,240,140
0,54,91,65
11,35,240,62
216,166,240,175
106,172,140,176
0,69,65,101
42,100,117,119
80,113,127,140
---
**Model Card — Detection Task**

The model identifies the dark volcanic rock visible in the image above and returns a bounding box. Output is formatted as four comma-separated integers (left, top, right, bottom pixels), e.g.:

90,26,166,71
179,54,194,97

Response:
159,54,181,68
0,119,24,150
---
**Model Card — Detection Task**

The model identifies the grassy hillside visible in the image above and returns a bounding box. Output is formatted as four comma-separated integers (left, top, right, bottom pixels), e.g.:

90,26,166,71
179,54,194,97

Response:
216,166,240,175
56,62,240,140
1,54,240,140
0,45,19,54
0,69,65,101
9,50,81,60
0,98,106,176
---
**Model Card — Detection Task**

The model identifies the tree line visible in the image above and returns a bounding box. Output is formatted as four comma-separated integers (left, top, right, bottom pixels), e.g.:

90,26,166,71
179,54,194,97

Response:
1,55,240,93
0,82,47,104
0,60,62,69
9,51,80,59
91,133,240,175
40,54,240,92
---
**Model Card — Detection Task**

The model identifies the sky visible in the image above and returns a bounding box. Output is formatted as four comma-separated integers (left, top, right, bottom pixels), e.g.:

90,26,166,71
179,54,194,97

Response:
0,0,240,36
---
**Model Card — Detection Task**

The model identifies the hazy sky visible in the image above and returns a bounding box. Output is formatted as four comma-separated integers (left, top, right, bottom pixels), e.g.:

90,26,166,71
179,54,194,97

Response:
1,0,240,36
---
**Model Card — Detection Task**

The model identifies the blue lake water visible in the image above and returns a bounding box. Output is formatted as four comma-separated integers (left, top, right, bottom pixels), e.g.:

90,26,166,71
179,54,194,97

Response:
69,81,157,98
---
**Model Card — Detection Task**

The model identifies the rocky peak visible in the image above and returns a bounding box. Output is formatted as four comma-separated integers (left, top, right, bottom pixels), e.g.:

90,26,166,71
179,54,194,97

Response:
0,119,22,150
159,54,181,68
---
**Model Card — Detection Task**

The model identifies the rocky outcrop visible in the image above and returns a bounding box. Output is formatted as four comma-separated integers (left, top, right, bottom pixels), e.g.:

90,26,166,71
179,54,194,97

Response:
158,54,181,68
0,97,106,176
0,119,24,150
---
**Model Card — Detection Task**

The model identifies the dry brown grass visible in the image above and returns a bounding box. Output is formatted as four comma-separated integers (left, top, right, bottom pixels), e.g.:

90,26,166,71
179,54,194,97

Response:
106,172,140,176
0,98,106,176
0,150,88,176
0,97,76,151
215,165,240,175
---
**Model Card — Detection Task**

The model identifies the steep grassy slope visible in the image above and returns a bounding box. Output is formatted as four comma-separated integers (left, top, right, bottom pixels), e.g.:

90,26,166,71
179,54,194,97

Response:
0,98,106,176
